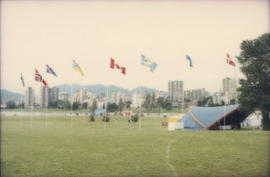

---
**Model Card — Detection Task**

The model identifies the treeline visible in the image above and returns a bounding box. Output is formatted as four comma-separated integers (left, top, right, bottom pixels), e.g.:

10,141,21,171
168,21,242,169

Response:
143,93,172,113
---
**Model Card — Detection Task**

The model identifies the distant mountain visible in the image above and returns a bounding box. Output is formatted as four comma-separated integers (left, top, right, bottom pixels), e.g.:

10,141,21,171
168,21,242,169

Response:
1,85,167,104
56,84,166,96
131,86,160,94
0,89,23,104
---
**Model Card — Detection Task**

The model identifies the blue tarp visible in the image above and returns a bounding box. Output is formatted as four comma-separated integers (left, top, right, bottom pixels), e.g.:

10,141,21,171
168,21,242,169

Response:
179,105,239,130
94,109,107,116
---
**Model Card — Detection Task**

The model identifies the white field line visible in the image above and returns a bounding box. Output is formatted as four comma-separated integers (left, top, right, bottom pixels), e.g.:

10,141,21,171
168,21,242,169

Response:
166,141,178,177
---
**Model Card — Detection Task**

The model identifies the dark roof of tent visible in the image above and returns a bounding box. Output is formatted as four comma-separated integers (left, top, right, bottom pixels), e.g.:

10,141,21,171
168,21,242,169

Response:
179,104,247,130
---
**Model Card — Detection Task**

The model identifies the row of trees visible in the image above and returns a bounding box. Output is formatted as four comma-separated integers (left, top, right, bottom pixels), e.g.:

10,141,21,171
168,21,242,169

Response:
143,93,172,114
196,97,236,107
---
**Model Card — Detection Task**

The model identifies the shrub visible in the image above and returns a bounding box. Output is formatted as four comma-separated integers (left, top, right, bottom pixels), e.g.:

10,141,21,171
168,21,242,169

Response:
102,115,110,122
131,114,139,122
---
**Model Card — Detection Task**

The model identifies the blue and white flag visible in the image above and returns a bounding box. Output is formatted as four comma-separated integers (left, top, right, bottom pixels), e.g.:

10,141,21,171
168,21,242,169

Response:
186,55,193,67
46,64,57,77
141,54,158,72
20,73,25,87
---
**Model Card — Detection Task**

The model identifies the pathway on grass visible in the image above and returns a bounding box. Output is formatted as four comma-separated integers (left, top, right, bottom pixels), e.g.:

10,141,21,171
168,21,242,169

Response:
166,140,178,177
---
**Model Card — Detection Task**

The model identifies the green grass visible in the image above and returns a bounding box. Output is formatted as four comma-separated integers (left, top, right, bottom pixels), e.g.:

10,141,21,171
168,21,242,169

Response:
1,116,269,177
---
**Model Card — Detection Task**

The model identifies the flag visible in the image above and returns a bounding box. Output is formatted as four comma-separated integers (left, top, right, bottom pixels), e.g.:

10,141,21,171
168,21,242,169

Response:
110,58,126,75
46,64,57,77
186,55,193,67
141,54,158,72
226,53,236,67
20,73,25,87
72,60,84,76
35,69,48,86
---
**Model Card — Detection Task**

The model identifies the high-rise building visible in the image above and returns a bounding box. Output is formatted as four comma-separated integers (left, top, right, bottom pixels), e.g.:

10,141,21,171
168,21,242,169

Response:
223,77,236,93
212,92,225,104
184,88,208,102
110,91,130,104
222,77,237,104
40,86,50,108
131,90,147,108
24,87,35,108
168,80,184,106
70,88,95,104
50,87,59,103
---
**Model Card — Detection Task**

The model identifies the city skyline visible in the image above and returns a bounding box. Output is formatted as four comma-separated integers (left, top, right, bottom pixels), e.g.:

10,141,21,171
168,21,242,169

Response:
3,76,237,109
1,1,269,94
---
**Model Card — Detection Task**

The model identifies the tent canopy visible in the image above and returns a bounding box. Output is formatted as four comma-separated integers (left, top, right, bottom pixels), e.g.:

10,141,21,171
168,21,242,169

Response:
179,105,247,130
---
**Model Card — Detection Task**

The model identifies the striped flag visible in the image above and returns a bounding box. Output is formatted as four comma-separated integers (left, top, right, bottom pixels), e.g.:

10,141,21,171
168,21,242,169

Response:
20,73,25,87
35,69,48,86
186,55,193,67
46,64,57,77
110,58,126,75
141,54,158,72
72,60,84,76
226,53,236,67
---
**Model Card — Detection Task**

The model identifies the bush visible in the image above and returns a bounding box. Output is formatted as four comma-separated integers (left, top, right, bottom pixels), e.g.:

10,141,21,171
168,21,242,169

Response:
6,101,17,109
102,115,110,122
131,114,139,122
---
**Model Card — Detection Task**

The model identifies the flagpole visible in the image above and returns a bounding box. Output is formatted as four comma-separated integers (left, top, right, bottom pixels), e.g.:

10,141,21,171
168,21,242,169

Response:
20,73,24,126
31,105,33,128
46,104,48,128
21,93,23,125
139,87,142,130
234,60,237,104
182,82,184,114
70,84,73,128
224,96,226,131
104,86,108,130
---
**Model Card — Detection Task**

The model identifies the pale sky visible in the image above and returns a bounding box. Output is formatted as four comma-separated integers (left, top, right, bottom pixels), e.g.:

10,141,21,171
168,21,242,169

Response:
1,0,269,95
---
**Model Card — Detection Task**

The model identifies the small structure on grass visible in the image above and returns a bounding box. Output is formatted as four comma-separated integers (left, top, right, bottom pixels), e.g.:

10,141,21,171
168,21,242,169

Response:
168,114,184,131
94,109,106,116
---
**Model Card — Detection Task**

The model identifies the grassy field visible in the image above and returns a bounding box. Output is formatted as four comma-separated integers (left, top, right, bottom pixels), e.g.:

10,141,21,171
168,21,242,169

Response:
1,116,269,177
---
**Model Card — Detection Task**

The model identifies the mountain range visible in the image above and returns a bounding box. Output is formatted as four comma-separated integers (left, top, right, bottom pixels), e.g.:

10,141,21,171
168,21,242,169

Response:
0,89,23,104
1,84,167,104
56,84,166,96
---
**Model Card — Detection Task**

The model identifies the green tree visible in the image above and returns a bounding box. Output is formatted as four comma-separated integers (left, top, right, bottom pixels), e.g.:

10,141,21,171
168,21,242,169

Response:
164,102,172,110
82,102,88,109
91,99,97,112
48,101,58,108
64,101,71,109
6,101,17,109
17,102,24,109
125,101,132,109
107,102,118,112
237,33,270,130
144,93,151,113
118,98,124,113
157,97,165,114
151,92,156,109
72,102,80,110
230,99,236,105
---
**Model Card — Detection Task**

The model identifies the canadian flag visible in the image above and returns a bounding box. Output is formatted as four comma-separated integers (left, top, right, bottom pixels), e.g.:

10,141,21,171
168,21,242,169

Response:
226,53,236,67
110,58,126,75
